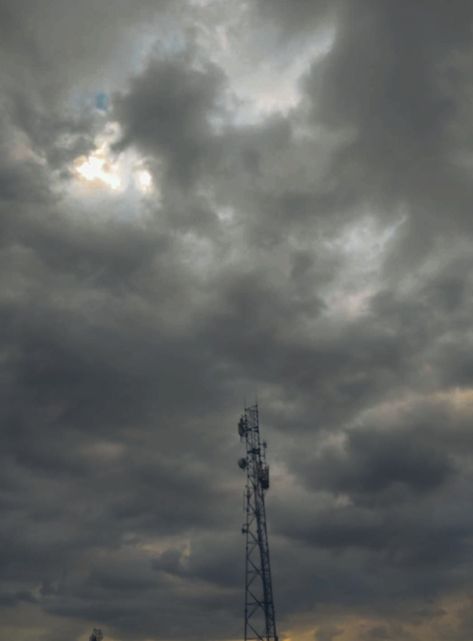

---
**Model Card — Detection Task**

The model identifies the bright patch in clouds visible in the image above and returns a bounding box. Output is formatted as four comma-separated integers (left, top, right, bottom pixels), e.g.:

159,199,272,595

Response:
194,3,335,124
321,214,406,319
135,168,153,192
74,152,122,190
70,121,155,197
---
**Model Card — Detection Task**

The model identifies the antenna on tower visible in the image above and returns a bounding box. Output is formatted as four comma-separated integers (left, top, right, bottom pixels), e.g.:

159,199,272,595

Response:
238,404,278,641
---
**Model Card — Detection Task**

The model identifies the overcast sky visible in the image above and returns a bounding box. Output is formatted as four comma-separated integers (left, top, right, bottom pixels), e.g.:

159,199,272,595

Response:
2,1,473,640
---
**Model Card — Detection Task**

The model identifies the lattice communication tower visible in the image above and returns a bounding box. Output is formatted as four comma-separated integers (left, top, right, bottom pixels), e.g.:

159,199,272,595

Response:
238,404,278,641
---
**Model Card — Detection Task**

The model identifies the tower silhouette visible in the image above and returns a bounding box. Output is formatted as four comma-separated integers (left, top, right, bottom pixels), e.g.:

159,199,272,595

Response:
238,404,278,641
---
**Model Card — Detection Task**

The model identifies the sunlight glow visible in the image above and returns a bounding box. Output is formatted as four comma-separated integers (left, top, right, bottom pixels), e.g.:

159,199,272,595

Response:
134,168,153,192
74,153,122,190
69,121,155,200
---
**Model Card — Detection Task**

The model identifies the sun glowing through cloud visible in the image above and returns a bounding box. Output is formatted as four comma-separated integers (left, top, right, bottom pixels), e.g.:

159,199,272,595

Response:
74,152,122,190
69,121,155,200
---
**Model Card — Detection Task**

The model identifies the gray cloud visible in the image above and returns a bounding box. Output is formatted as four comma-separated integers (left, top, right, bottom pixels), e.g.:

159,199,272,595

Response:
114,53,225,187
1,1,473,640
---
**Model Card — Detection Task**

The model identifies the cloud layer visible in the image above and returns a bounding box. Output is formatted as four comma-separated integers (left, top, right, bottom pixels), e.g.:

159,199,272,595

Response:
1,1,473,640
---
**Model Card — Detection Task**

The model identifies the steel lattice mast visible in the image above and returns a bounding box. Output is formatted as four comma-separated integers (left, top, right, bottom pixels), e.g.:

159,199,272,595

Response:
238,404,278,641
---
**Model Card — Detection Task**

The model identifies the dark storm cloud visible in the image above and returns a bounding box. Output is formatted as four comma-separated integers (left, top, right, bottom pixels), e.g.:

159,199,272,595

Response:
301,0,473,257
2,1,473,640
114,53,225,186
305,424,453,496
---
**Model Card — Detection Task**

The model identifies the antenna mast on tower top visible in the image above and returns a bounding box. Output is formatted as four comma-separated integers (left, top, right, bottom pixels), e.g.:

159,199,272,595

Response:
238,404,278,641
